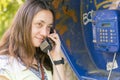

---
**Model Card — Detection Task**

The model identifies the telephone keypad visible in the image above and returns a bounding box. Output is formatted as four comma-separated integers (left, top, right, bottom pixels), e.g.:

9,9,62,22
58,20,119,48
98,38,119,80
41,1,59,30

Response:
98,29,117,43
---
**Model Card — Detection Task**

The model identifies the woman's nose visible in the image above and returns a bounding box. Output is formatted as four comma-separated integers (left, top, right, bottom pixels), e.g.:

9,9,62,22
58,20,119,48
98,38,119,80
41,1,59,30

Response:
40,28,47,37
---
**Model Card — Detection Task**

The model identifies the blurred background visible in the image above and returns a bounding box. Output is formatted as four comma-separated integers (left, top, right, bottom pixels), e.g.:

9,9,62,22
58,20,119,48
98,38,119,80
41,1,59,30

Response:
0,0,24,39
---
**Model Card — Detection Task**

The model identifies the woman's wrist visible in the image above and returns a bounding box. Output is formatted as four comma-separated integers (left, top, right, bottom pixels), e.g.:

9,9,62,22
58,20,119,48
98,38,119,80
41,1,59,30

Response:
53,57,64,65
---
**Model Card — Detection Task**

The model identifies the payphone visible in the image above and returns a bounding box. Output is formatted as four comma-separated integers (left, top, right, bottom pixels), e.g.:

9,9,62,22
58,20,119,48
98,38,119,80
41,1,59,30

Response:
92,10,120,53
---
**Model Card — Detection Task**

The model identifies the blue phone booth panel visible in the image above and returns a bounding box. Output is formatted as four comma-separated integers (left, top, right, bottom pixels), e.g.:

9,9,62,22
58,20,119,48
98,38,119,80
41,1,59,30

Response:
53,0,120,80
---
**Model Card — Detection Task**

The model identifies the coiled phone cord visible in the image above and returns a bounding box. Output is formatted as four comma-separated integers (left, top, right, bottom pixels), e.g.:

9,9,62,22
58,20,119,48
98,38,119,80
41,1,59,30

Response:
47,50,61,80
107,52,117,80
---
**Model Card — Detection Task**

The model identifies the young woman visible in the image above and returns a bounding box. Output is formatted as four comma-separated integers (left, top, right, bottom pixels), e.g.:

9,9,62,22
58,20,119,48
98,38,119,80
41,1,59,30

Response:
0,0,65,80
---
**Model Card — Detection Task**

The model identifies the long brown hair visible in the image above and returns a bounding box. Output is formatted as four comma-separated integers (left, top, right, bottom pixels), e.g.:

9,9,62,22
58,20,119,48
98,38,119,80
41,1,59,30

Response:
0,0,55,71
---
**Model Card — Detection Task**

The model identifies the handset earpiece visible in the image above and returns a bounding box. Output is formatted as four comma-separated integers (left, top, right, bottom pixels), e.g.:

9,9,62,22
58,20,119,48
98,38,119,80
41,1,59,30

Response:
50,27,54,34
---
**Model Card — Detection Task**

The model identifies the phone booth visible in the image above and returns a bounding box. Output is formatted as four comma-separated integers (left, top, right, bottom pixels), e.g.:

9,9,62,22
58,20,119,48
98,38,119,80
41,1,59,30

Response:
53,0,120,80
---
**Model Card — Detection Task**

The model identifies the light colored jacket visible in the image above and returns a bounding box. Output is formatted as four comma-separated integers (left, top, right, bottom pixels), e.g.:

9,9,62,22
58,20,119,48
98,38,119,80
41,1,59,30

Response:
0,55,52,80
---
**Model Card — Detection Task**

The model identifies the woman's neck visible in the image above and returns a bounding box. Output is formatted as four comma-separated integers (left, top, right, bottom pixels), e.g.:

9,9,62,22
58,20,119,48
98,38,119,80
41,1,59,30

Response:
31,58,39,70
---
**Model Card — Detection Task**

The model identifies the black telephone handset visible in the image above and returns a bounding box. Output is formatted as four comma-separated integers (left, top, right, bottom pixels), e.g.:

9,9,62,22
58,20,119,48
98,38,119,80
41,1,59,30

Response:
39,27,54,53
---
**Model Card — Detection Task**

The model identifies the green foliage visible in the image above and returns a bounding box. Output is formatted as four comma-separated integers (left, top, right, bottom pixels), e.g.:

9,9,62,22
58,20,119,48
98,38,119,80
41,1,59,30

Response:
0,0,24,39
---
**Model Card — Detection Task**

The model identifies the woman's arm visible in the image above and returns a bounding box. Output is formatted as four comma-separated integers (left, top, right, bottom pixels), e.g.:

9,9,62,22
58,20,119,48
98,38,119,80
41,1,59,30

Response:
53,63,65,80
48,32,66,80
52,50,65,80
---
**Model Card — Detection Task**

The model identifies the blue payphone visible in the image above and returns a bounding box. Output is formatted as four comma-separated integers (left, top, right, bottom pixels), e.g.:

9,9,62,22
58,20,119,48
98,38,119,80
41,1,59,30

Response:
92,9,120,80
92,10,120,53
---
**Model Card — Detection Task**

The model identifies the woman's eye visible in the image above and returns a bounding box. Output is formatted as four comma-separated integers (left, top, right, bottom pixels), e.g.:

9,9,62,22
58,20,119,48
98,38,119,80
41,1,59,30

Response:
38,23,41,26
36,23,42,28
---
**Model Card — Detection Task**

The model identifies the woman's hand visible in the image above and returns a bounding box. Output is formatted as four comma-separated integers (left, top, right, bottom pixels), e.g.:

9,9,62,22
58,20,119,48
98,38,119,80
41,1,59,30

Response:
48,30,66,80
48,31,63,60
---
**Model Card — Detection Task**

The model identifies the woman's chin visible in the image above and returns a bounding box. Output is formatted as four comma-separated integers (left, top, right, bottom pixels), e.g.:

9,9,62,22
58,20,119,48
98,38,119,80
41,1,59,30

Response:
33,43,41,47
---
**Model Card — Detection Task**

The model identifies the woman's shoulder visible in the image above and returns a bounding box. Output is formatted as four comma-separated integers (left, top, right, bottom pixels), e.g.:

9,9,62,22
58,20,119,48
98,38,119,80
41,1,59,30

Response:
0,55,9,68
0,55,25,72
0,55,40,80
0,55,9,60
0,49,11,65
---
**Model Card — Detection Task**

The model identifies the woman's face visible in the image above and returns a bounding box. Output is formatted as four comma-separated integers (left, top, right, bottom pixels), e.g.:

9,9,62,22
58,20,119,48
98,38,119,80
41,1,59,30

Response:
31,10,54,47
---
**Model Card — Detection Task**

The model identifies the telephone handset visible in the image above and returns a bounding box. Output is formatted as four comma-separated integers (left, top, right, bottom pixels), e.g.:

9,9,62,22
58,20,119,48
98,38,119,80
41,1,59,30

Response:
39,27,55,53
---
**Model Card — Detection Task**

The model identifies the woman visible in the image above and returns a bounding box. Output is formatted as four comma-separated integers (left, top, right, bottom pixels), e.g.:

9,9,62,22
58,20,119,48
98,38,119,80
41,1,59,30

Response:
0,0,65,80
